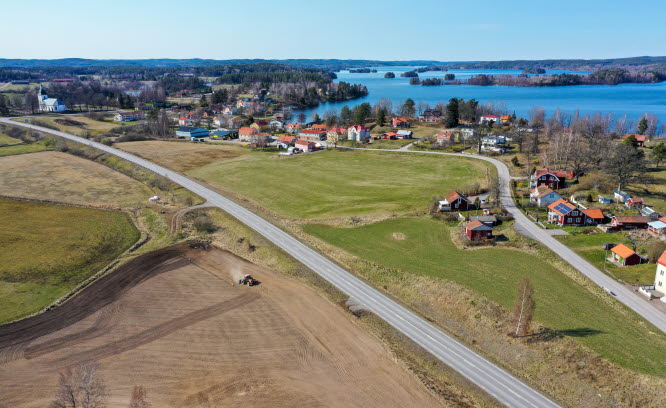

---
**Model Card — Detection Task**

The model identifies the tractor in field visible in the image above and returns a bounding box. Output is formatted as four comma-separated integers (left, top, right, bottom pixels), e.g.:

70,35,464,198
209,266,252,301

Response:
238,274,257,286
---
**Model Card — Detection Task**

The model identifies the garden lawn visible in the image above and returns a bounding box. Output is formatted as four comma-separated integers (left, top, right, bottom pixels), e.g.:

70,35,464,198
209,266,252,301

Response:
304,216,666,376
0,199,140,324
190,149,492,219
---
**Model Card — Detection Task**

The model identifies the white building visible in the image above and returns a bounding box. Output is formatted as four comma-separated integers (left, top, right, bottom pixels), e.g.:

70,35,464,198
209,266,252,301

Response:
114,111,144,122
481,135,506,152
37,86,66,112
347,125,370,142
479,115,501,125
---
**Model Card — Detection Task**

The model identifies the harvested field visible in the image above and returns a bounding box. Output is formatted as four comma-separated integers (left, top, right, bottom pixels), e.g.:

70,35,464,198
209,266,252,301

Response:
0,151,152,207
117,141,248,172
0,244,444,408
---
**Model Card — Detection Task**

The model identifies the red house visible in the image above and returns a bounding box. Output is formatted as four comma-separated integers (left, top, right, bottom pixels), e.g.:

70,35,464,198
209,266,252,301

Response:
381,131,398,140
611,216,649,230
532,168,573,190
624,134,647,147
439,191,470,212
465,220,493,241
626,197,644,209
547,199,588,226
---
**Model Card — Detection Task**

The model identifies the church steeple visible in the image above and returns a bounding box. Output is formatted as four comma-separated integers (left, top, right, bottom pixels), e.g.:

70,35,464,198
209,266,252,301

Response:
38,85,47,101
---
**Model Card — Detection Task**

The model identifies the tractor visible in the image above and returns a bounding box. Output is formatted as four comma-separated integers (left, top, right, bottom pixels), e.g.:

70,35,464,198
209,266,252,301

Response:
238,274,257,286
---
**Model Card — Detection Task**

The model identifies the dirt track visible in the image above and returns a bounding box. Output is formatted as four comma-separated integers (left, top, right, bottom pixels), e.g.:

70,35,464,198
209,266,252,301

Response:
0,245,444,407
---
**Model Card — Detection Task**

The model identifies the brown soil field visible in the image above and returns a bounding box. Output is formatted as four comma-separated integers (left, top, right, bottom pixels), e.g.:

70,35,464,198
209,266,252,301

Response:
0,244,444,408
117,141,248,173
0,151,152,207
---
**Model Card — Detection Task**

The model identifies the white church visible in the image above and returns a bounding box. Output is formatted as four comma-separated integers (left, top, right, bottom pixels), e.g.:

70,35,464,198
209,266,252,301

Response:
38,86,66,112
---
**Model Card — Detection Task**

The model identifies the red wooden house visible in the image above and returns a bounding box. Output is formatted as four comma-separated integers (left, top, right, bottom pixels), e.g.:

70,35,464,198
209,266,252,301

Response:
392,117,410,128
611,216,649,230
439,191,470,212
547,199,589,226
624,134,647,147
465,220,493,241
532,168,573,190
610,244,642,266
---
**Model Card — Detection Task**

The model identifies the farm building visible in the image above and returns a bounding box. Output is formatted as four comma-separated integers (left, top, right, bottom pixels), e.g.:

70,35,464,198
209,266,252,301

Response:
626,197,644,209
439,191,469,212
641,206,660,219
465,220,493,241
614,189,631,204
176,127,208,138
396,130,413,139
611,216,649,230
610,244,642,266
547,199,588,226
469,215,497,227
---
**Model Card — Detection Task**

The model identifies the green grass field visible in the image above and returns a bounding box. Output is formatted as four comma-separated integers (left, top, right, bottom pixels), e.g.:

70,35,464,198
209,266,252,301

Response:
0,142,50,157
304,216,666,376
0,132,21,146
190,149,492,219
0,198,140,324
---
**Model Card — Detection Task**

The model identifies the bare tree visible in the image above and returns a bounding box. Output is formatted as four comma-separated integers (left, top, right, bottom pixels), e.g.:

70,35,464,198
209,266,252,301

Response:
51,363,107,408
528,106,545,129
489,176,504,207
128,385,150,408
511,277,535,337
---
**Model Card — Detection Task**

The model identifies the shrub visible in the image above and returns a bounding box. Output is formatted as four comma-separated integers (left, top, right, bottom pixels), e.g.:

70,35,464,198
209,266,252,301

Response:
511,156,520,167
193,215,216,234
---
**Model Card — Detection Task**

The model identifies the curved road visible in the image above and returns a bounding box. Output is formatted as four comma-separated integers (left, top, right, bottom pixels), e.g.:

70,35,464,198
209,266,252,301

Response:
1,118,562,408
345,146,666,335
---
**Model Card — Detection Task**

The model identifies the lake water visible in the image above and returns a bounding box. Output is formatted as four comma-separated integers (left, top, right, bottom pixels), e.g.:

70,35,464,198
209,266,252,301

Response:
297,66,666,124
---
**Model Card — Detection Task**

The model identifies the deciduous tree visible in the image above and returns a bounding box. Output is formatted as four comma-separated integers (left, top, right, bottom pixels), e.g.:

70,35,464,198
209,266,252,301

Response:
511,277,535,337
51,363,107,408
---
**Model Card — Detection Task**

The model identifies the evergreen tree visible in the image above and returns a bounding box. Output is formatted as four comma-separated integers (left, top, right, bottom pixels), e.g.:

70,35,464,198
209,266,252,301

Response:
199,94,208,107
400,98,415,117
443,98,459,128
638,117,649,134
377,108,386,127
651,141,666,166
623,134,639,148
340,106,352,123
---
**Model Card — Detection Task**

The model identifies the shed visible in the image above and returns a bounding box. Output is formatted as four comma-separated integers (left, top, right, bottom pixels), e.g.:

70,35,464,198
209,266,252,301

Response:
648,220,666,236
598,195,611,204
610,244,642,266
469,215,498,226
176,127,209,138
465,220,493,241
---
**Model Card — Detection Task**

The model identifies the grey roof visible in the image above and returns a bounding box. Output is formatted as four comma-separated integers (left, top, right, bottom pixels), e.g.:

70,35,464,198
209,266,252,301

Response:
42,98,65,106
177,126,207,132
470,215,497,222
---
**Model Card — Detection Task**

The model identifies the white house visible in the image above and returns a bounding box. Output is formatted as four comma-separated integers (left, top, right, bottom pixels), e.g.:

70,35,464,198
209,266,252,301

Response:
649,251,666,301
530,186,563,208
114,111,144,122
269,119,284,131
481,135,506,153
37,86,66,112
479,115,501,125
347,125,370,142
213,116,227,127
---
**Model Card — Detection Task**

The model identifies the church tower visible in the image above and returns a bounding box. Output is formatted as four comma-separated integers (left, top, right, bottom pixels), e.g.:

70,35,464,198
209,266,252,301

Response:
38,85,48,101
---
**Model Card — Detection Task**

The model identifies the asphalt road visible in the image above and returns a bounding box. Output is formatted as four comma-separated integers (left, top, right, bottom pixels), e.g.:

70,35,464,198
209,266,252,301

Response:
1,118,561,408
346,146,666,334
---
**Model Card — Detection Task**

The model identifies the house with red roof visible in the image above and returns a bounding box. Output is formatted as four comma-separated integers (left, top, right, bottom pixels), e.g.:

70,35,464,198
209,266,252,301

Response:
465,220,494,241
610,244,642,266
392,117,410,128
347,125,370,142
653,251,666,295
500,115,511,123
311,124,328,131
439,191,470,212
381,131,398,140
179,116,193,127
624,134,647,147
295,140,316,152
277,135,296,149
435,131,455,144
238,126,258,142
531,168,573,190
286,123,301,133
547,199,588,226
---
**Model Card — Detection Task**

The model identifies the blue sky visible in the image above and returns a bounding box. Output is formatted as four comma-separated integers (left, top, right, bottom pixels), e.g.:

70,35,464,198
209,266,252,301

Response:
4,0,665,60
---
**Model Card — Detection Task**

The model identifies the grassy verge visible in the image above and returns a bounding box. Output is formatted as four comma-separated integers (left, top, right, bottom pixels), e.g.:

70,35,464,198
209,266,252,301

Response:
0,142,50,157
0,198,140,324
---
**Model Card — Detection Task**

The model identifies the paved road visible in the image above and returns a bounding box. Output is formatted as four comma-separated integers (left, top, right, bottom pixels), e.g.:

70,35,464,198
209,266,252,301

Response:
1,118,561,408
345,146,666,334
